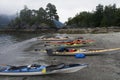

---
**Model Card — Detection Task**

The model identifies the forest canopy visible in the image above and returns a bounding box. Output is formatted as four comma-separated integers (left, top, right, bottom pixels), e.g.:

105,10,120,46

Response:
9,3,59,29
66,4,120,28
8,3,120,29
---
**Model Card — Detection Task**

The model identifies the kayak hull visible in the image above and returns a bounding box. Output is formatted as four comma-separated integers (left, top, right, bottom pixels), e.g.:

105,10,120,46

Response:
0,64,87,76
46,48,120,56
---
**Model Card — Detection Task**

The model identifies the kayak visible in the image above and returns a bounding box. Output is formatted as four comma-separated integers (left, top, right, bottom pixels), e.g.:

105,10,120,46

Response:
37,34,70,41
0,63,87,76
48,39,94,45
46,39,95,48
45,42,94,48
61,42,94,47
37,37,69,41
46,48,120,56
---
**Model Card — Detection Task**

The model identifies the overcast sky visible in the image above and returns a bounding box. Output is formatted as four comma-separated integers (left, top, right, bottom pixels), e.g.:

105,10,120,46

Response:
0,0,120,22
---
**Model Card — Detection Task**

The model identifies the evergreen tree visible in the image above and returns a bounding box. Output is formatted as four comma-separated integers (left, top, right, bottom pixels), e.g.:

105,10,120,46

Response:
66,4,120,28
93,4,103,27
46,3,59,21
9,3,60,29
101,4,116,27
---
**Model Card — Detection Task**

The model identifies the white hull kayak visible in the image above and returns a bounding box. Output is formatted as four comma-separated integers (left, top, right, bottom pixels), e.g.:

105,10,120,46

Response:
37,37,69,41
0,64,87,76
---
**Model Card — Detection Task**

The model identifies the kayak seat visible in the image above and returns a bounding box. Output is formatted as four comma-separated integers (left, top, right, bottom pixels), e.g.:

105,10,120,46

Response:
46,63,65,71
30,64,41,67
57,48,69,52
8,66,27,71
68,64,80,67
0,67,7,72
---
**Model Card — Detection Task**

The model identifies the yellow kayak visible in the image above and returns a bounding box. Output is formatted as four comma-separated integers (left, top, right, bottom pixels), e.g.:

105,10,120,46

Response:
46,48,120,56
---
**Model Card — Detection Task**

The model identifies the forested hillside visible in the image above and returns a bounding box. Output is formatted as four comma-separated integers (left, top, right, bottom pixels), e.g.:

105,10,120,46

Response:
9,3,59,29
66,4,120,28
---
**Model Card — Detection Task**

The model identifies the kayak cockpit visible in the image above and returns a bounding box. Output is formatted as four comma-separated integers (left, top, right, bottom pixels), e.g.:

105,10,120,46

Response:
0,64,45,72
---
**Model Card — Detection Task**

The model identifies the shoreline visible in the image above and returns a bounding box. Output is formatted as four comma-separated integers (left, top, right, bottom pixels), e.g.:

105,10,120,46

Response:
0,27,120,34
0,32,120,80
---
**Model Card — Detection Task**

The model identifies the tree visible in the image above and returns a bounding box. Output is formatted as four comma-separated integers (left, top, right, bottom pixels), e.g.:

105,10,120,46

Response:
8,3,61,29
93,4,103,27
20,5,32,24
101,4,117,27
37,7,47,22
46,3,59,21
66,4,120,28
66,12,94,28
115,8,120,26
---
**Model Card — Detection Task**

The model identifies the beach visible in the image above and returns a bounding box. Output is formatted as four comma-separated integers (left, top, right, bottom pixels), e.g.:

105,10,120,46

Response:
0,32,119,80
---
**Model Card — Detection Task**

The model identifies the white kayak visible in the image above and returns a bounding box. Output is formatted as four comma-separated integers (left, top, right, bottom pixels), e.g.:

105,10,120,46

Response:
0,63,87,76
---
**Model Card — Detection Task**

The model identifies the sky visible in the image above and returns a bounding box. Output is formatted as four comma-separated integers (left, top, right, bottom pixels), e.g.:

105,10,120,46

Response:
0,0,120,22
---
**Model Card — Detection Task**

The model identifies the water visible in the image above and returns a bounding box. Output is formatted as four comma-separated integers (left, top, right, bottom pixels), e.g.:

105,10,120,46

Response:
0,33,42,64
0,33,61,65
0,33,119,80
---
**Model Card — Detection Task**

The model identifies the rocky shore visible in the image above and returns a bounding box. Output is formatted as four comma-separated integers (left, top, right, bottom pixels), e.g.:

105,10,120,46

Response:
0,27,120,34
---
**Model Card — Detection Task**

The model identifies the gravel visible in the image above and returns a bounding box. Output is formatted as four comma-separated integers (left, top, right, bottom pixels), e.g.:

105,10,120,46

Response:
0,32,120,80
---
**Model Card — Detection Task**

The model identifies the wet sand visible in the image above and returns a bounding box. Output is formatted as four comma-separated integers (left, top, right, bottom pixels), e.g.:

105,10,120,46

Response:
0,32,120,80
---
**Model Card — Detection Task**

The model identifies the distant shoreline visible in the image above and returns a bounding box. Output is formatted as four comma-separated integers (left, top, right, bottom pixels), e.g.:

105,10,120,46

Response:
0,27,120,34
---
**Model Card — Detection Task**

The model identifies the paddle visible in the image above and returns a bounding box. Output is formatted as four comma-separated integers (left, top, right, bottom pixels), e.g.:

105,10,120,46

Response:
75,53,86,58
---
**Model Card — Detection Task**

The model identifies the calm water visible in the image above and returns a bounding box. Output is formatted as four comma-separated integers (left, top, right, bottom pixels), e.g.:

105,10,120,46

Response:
0,33,43,64
0,33,63,65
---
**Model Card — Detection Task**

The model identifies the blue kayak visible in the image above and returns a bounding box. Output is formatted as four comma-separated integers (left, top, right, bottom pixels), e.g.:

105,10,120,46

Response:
0,63,87,76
